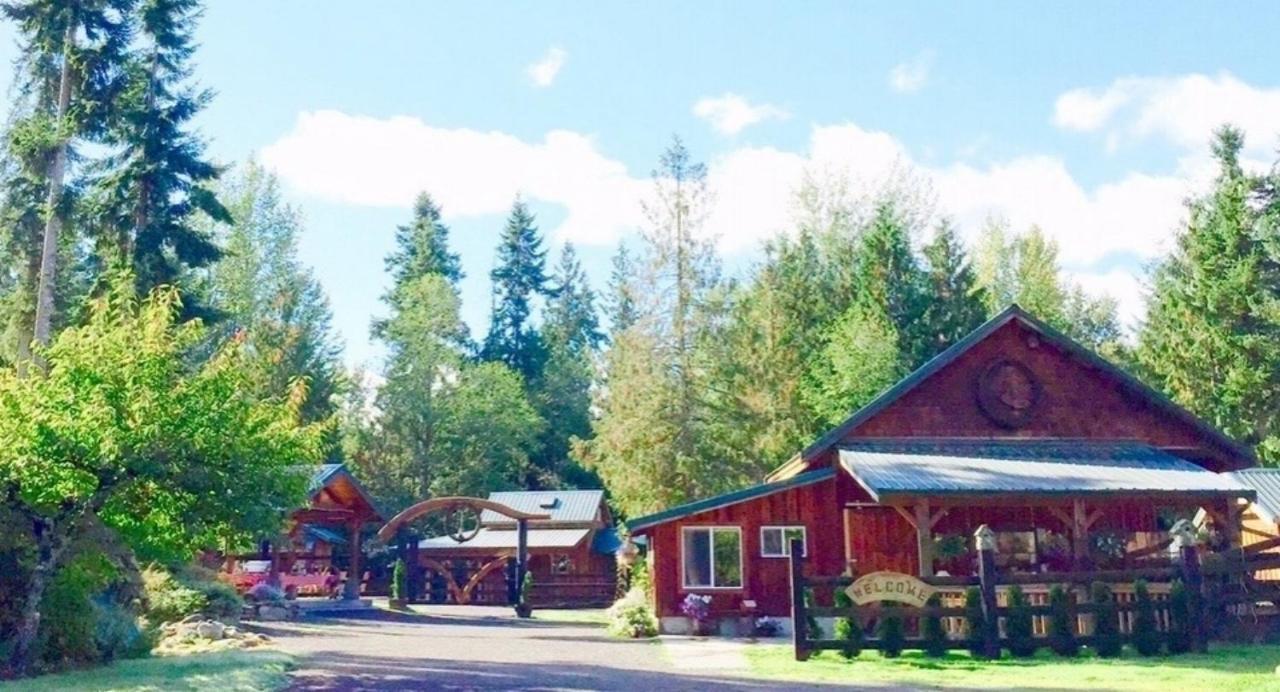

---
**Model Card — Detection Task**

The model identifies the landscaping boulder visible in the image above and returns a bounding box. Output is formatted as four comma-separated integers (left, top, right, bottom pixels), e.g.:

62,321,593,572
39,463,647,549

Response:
195,621,226,640
258,605,289,621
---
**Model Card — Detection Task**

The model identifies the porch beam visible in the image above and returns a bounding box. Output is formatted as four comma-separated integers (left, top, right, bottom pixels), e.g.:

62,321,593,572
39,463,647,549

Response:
914,500,934,577
1071,499,1090,567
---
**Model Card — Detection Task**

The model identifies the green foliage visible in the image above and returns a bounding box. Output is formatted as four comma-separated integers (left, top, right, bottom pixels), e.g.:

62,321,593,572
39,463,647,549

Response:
1004,585,1036,658
91,601,146,663
963,586,984,658
1132,580,1161,656
832,591,863,659
391,559,406,601
921,594,947,658
482,199,550,381
920,220,988,358
805,304,903,428
36,552,118,670
141,565,241,624
1047,584,1079,657
520,571,534,603
804,589,823,641
1137,126,1280,463
1167,579,1192,654
876,608,904,658
1089,581,1122,658
605,586,658,638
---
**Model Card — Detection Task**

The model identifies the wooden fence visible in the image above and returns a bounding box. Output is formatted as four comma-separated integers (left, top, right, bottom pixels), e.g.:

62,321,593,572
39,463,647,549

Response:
789,531,1280,660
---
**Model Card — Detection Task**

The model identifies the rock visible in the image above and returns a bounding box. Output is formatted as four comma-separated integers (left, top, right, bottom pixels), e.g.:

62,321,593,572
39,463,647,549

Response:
223,626,239,638
195,621,226,640
180,613,203,624
258,605,289,621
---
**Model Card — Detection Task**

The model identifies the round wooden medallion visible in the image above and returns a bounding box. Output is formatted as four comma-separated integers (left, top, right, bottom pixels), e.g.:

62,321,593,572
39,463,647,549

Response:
976,359,1041,429
446,504,483,543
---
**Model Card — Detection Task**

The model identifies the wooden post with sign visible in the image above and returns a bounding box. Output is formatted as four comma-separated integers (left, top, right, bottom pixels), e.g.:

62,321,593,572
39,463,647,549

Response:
974,524,1000,660
1172,519,1206,653
789,538,809,661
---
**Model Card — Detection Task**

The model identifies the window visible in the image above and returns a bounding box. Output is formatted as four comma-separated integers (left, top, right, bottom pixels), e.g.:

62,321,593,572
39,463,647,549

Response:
681,527,742,589
760,526,807,558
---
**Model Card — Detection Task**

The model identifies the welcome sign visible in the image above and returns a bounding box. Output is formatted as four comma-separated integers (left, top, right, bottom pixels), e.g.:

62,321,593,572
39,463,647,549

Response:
845,571,936,607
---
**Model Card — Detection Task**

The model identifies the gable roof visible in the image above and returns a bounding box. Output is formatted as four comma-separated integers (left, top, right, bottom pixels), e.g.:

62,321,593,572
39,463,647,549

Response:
309,463,385,521
482,490,605,526
627,467,836,533
1226,469,1280,524
839,440,1253,502
767,305,1256,481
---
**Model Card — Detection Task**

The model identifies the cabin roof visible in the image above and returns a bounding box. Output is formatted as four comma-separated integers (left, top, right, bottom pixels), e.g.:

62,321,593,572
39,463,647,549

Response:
838,440,1254,502
1226,469,1280,524
308,463,384,522
419,527,590,550
768,305,1256,481
627,467,837,533
482,490,605,525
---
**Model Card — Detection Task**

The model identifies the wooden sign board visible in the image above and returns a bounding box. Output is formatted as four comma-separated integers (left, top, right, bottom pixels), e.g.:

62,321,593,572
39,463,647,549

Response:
845,571,936,607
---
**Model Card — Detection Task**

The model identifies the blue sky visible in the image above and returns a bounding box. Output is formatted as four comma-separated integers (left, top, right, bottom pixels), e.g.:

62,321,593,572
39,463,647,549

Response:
4,2,1280,368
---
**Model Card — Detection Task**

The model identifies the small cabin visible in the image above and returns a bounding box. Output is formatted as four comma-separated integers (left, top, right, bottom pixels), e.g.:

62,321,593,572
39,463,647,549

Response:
1225,469,1280,582
417,489,619,607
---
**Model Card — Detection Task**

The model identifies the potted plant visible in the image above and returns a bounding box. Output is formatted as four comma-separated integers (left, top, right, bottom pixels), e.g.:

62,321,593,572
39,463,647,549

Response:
514,572,534,618
680,593,714,636
932,534,967,573
389,558,408,610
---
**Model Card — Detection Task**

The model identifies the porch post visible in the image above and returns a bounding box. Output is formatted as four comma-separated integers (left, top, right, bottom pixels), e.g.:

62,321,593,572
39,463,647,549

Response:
344,521,362,600
974,525,1000,660
515,518,529,609
1072,499,1088,568
914,500,934,577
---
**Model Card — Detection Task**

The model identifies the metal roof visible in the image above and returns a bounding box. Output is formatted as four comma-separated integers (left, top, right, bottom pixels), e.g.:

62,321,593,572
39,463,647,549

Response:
627,467,837,533
1226,469,1280,524
307,463,385,521
418,528,589,551
838,440,1255,502
591,527,623,555
482,490,604,525
768,305,1255,481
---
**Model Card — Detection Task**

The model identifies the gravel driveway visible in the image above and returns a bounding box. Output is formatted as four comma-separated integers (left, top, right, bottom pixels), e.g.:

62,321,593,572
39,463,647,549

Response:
253,606,880,691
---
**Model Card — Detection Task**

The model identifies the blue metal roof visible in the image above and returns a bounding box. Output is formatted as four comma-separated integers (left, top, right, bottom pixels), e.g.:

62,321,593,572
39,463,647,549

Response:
482,490,605,525
591,527,623,555
839,440,1255,501
1226,469,1280,524
769,305,1256,481
627,467,837,533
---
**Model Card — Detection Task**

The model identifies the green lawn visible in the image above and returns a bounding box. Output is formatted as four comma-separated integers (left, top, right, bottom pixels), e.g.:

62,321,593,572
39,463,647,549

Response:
4,651,293,692
744,643,1280,692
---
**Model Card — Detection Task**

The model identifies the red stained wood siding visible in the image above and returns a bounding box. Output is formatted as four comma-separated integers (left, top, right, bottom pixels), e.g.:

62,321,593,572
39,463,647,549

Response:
647,475,845,617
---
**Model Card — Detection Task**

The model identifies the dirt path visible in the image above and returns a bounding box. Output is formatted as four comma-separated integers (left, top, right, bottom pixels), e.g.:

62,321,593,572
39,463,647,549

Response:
254,606,887,691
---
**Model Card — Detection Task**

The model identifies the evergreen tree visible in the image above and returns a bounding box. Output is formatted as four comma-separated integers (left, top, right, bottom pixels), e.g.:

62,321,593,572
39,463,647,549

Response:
853,200,931,367
921,219,987,358
89,0,226,318
1138,126,1280,463
200,161,343,423
804,304,903,427
374,192,466,344
482,198,550,381
577,137,727,516
606,242,638,334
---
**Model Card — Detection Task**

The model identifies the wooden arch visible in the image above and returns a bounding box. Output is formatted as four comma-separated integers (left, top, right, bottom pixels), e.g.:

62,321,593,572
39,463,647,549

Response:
376,497,549,543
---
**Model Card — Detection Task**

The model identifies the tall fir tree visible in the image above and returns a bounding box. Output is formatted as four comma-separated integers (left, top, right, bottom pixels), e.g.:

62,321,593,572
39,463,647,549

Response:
374,191,466,343
89,0,225,318
199,161,343,424
605,242,638,334
920,219,987,358
853,200,930,368
482,198,550,381
1138,126,1280,463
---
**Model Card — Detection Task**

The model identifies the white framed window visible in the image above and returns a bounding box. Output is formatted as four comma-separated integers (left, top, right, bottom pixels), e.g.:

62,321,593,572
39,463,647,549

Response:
760,526,807,558
681,526,743,589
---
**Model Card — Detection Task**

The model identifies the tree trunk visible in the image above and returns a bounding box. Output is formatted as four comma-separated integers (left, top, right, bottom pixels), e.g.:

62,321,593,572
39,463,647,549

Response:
31,24,77,357
8,518,66,676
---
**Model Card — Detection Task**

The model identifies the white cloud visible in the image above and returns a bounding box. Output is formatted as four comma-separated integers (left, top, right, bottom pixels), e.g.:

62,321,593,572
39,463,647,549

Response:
1053,72,1280,156
693,93,790,136
888,51,933,94
526,47,567,87
260,110,644,245
1071,269,1146,331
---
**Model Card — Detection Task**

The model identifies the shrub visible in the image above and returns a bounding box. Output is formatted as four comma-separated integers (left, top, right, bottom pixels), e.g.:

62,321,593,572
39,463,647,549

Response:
803,589,823,640
194,579,243,621
142,566,205,623
606,586,658,638
391,558,407,601
963,586,985,657
754,616,782,637
1047,584,1079,657
247,581,286,605
877,607,905,658
631,555,652,599
1005,585,1036,658
91,601,146,663
921,594,947,658
1167,579,1191,654
37,557,109,669
1090,582,1122,658
832,591,863,659
1131,580,1161,656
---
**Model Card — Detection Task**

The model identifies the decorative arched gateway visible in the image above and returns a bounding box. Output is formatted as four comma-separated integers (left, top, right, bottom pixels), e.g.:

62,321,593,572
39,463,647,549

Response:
377,497,550,611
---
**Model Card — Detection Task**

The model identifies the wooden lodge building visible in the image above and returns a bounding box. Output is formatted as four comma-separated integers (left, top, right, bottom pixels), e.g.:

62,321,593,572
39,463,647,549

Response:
628,306,1258,634
415,490,621,607
220,463,383,599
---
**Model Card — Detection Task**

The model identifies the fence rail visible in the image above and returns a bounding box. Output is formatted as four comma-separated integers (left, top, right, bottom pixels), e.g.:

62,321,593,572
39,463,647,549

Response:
786,523,1275,661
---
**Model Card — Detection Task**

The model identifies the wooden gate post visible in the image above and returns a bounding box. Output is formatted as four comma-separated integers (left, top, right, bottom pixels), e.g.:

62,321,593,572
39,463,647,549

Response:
975,524,1000,659
515,518,530,614
1172,520,1206,653
789,537,810,661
